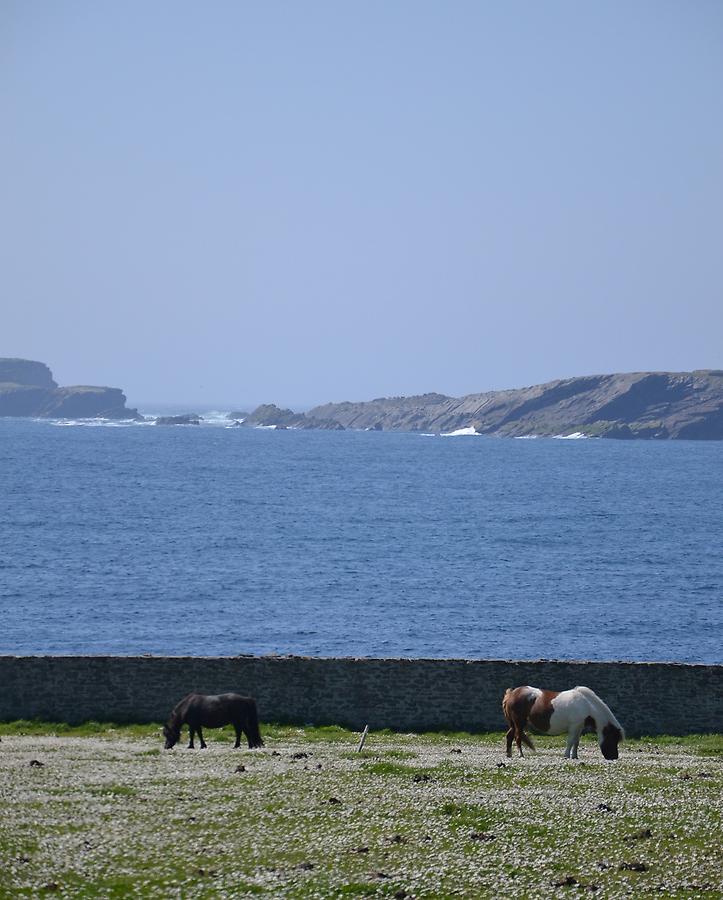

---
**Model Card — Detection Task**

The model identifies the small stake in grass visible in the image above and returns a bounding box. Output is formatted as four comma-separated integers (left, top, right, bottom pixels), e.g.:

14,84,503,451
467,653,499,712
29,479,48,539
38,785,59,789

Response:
357,725,369,752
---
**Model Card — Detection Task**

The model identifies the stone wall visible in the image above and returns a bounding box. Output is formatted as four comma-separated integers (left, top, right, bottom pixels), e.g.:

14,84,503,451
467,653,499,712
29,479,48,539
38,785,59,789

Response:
0,656,720,735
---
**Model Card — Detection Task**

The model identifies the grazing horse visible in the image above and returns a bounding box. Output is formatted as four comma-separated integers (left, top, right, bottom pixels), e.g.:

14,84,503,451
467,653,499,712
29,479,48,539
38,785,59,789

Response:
163,692,264,750
502,685,624,760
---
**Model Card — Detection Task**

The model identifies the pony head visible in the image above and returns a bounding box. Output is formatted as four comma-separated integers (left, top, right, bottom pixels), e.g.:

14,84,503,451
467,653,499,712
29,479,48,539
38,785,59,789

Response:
599,722,623,760
163,722,181,749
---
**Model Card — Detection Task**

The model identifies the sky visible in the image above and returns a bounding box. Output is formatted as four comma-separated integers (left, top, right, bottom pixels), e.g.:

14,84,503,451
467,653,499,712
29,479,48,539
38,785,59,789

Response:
2,1,722,409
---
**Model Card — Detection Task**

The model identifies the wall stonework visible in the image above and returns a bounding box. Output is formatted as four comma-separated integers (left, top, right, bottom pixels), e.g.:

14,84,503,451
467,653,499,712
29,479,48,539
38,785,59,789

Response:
0,656,720,735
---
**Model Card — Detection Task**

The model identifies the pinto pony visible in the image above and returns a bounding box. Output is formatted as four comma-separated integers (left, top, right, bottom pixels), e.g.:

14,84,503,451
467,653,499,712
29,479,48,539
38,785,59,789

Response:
163,692,264,750
502,685,624,760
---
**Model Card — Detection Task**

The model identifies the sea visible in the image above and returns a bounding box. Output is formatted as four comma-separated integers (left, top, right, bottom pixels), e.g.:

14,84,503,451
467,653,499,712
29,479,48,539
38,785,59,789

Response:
1,413,721,664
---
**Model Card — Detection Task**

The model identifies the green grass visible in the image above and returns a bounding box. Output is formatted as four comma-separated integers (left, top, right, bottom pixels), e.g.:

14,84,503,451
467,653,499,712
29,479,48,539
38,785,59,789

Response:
0,719,163,738
439,801,498,832
361,761,423,777
1,722,721,898
86,784,138,798
3,720,721,753
342,748,418,761
628,733,723,756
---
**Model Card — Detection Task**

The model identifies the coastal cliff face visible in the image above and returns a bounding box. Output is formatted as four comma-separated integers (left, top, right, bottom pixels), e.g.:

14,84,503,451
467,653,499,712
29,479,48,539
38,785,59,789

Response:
5,358,720,436
0,359,140,419
248,371,723,439
0,358,57,388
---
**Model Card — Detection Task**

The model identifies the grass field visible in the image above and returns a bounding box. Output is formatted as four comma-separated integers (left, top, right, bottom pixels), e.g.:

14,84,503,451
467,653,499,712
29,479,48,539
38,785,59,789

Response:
0,722,721,898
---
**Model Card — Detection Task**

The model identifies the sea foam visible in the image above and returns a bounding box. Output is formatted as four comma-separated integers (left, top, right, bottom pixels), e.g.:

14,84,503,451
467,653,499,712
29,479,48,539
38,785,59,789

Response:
440,426,479,437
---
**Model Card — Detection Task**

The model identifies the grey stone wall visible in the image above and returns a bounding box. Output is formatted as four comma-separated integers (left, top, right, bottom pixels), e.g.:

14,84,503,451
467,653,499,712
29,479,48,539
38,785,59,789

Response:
0,656,720,736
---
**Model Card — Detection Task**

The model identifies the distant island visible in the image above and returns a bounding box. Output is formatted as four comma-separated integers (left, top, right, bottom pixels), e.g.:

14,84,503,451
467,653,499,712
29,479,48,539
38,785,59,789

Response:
241,370,723,440
2,359,722,438
0,358,140,419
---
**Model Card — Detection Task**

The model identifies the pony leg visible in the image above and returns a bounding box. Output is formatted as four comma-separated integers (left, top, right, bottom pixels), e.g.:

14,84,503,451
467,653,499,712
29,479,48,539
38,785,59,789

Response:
565,727,583,759
505,727,515,758
570,726,584,759
197,727,207,749
233,724,242,749
564,732,572,758
516,728,525,758
187,727,195,749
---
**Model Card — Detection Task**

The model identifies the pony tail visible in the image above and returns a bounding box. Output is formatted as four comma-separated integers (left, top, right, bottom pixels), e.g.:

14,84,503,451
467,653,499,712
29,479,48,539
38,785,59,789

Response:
245,699,264,748
502,688,513,720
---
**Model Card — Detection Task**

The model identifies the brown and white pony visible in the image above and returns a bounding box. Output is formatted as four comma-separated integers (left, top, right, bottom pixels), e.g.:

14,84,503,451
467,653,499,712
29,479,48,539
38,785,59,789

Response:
502,685,624,760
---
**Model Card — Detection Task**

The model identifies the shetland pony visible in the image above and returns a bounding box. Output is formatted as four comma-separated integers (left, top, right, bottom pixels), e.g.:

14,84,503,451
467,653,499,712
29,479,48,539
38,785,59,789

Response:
502,685,624,760
163,692,264,750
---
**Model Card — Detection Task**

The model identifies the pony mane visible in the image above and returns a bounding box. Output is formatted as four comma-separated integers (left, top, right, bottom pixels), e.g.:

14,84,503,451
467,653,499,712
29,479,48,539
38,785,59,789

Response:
574,686,624,737
168,692,196,727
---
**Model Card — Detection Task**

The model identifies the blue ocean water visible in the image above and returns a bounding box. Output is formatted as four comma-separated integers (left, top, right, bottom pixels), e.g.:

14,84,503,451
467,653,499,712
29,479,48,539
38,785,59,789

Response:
0,416,721,663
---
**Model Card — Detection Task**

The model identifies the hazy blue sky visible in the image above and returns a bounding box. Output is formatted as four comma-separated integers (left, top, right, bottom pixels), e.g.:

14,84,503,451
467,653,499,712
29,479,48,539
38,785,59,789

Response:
2,2,722,408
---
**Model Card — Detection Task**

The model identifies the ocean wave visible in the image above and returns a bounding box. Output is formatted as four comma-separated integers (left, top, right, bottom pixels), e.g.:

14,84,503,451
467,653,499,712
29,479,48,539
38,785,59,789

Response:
553,431,588,440
50,410,247,428
440,426,479,437
139,409,235,426
199,410,237,426
52,418,149,428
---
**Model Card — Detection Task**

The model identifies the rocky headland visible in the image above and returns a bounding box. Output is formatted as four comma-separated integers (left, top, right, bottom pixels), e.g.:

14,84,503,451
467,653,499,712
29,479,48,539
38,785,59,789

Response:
238,404,345,430
242,370,723,439
0,358,140,420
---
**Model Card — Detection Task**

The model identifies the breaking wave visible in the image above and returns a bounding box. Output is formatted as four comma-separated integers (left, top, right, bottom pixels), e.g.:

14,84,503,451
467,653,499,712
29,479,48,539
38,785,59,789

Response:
440,426,479,437
51,418,149,428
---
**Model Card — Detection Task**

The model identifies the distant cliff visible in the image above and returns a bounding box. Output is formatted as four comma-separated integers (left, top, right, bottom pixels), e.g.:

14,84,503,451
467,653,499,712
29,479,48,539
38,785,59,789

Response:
0,358,140,419
245,371,723,439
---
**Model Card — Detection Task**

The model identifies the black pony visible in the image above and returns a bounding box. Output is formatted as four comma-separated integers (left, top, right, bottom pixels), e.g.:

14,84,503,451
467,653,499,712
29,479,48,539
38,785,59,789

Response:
163,692,264,750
